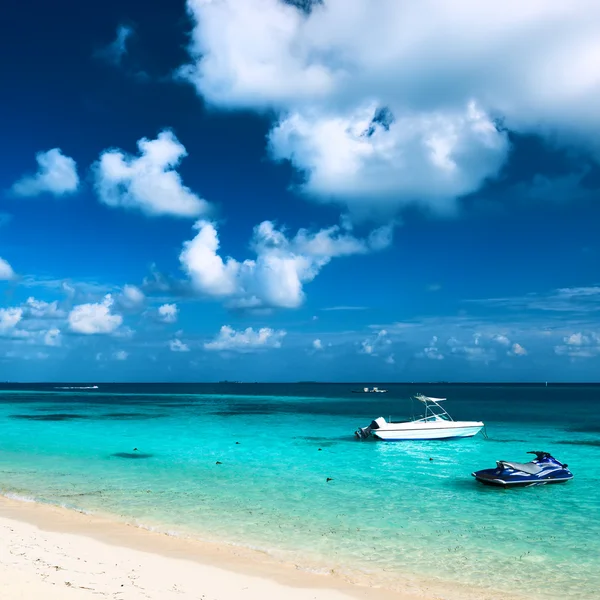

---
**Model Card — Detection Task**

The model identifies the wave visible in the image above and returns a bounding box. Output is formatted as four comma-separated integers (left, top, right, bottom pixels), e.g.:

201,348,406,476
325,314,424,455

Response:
54,386,99,390
1,491,93,515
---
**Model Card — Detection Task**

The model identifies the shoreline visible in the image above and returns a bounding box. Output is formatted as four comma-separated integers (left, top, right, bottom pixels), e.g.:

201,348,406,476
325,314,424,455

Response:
0,494,518,600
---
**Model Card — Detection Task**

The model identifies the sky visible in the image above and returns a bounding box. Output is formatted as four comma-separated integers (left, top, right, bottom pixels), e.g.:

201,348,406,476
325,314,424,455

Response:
1,0,599,383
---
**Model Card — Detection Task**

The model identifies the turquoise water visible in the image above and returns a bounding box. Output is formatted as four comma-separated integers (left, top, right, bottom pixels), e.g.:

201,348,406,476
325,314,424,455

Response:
1,383,599,598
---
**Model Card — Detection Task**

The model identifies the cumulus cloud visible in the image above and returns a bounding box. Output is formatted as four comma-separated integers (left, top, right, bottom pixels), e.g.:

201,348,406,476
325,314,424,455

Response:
312,338,323,350
170,338,190,352
268,102,508,215
43,328,62,347
0,308,23,333
0,257,14,280
113,350,128,361
204,325,286,352
418,336,444,360
158,303,179,323
555,331,600,358
509,342,528,356
180,219,391,309
68,294,123,334
359,329,392,357
182,0,600,216
22,297,64,319
492,334,511,346
11,149,79,197
93,130,211,218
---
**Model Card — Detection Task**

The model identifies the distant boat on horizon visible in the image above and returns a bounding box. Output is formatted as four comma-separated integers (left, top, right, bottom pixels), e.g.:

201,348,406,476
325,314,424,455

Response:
352,386,388,394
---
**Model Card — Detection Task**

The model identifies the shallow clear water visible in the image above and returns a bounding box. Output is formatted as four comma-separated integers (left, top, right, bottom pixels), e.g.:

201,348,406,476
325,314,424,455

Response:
1,383,599,598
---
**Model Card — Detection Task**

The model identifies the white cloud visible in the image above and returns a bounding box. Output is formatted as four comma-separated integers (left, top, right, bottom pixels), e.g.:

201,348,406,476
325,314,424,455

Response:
170,338,190,352
312,338,323,350
182,0,600,216
11,149,79,197
180,219,391,309
204,325,286,352
68,294,123,334
418,335,444,360
509,342,528,356
0,257,15,280
22,297,64,319
565,332,589,346
385,354,395,365
120,285,145,308
492,334,511,346
113,350,128,361
0,308,23,333
158,303,178,323
359,329,391,356
44,328,62,347
554,331,600,358
93,130,211,218
268,102,508,216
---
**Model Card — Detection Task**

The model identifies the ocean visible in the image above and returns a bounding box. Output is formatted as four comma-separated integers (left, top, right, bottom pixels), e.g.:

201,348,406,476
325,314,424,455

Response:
0,383,599,599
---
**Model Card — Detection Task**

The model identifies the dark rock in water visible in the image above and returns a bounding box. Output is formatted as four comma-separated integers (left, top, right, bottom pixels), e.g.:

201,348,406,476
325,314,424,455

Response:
216,461,222,465
10,413,86,422
429,457,433,461
318,448,322,451
235,442,240,445
326,477,333,482
133,448,138,451
111,452,153,459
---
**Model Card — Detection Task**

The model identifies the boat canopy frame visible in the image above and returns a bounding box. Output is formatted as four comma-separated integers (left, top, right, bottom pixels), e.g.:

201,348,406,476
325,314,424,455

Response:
411,394,454,422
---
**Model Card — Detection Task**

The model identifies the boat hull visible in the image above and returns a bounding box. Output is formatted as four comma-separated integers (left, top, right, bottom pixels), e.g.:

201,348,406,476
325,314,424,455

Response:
372,423,483,441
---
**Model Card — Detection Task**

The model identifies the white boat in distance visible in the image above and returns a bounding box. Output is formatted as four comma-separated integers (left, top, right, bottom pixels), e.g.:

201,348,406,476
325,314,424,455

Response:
355,394,484,441
352,386,388,394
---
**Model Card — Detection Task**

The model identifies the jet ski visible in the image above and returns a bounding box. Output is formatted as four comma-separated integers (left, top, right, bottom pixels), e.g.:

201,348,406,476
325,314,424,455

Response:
472,451,573,487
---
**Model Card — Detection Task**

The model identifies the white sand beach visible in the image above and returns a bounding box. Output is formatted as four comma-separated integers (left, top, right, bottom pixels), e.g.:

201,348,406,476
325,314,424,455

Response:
0,497,432,600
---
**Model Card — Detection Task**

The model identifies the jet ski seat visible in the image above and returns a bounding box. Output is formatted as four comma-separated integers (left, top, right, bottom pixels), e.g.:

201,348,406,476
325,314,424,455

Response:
499,461,544,475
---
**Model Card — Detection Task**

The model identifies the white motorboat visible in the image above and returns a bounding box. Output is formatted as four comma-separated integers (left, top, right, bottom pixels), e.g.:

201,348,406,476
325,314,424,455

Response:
355,394,484,441
352,386,388,394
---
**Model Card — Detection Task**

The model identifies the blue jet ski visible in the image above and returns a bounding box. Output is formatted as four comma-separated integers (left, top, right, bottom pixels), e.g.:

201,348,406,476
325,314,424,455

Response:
472,451,573,487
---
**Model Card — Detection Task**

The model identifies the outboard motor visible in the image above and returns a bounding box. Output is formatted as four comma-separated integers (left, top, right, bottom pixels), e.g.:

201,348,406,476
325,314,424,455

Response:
354,418,385,440
355,426,372,440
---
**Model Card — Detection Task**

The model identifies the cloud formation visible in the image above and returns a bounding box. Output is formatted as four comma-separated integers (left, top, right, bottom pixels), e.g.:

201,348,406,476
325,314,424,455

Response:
268,102,508,216
120,285,145,308
0,257,14,280
359,329,392,359
169,338,190,352
182,0,600,216
180,219,392,309
555,331,600,358
93,130,211,218
204,325,286,351
0,308,23,333
68,294,123,334
11,149,79,197
22,297,64,319
158,303,178,323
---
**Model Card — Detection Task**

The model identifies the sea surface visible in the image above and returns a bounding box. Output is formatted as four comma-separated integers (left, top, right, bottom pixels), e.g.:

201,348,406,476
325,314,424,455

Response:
0,383,599,599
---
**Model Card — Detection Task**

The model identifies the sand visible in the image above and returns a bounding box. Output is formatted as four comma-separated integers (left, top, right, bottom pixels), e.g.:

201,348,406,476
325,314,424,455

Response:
0,496,431,600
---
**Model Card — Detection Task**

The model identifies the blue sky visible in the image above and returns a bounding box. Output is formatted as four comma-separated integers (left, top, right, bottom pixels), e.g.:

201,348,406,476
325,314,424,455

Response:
1,0,599,382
